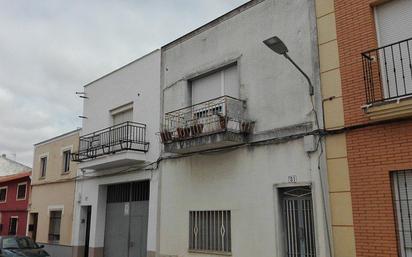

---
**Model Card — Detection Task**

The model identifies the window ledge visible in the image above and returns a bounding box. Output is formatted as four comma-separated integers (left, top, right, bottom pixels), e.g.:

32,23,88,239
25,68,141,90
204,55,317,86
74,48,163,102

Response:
363,97,412,121
188,250,232,256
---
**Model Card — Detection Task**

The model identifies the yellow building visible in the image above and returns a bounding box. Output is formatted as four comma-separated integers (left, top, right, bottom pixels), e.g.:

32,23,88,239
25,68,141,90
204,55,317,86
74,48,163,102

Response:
29,129,80,257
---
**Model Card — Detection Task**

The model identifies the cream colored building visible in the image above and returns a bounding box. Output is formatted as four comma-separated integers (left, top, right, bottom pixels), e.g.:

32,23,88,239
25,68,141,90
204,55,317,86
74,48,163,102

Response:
30,129,80,257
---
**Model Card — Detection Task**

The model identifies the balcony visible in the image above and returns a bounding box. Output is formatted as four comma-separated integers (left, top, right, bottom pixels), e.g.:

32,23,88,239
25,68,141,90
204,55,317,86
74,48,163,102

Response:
362,37,412,120
72,121,149,170
161,96,253,153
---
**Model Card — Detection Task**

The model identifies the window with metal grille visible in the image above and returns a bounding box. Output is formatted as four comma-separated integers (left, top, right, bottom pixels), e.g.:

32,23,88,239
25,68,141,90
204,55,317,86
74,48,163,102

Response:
189,210,231,253
16,183,26,200
40,157,47,178
392,170,412,257
48,211,62,242
107,181,150,203
0,187,7,202
62,150,71,173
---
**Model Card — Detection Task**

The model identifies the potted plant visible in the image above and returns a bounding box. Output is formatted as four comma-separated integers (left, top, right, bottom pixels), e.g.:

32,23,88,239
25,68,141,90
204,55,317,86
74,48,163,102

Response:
160,129,173,143
189,119,204,136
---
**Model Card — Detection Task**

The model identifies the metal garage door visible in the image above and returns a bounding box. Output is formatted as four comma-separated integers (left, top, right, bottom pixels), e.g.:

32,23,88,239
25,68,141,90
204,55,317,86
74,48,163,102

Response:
104,181,149,257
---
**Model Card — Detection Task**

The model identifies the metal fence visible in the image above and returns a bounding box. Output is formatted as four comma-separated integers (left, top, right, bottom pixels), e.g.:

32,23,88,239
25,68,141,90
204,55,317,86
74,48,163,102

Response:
72,121,148,162
161,96,253,143
362,37,412,104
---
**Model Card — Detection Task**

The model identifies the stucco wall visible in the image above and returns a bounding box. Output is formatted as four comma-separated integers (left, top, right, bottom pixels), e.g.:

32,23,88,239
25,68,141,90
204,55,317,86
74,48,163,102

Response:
159,140,329,257
31,130,80,250
72,170,159,257
0,176,30,237
159,0,328,256
33,131,80,183
162,0,320,133
81,49,161,163
30,181,76,245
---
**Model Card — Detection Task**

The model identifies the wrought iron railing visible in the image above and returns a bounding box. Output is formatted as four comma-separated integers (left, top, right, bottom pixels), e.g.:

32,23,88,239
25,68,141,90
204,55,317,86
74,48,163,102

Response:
362,37,412,104
72,121,148,162
160,96,253,143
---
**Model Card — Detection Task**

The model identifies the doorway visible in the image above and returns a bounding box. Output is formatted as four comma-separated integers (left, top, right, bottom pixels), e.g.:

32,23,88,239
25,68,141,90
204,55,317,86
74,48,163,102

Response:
8,217,18,235
104,181,149,257
29,213,38,241
280,186,316,257
84,206,92,257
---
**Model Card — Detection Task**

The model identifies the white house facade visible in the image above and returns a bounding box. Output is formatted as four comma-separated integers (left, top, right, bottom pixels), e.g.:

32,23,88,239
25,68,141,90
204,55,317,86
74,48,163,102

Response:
157,1,331,257
71,50,161,257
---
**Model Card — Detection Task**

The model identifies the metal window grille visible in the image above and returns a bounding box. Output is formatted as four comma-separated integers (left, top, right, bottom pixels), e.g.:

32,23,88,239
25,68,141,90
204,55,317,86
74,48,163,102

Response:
62,150,71,172
392,170,412,257
107,181,150,203
17,184,26,199
189,210,231,253
48,211,62,242
281,187,316,257
40,157,47,177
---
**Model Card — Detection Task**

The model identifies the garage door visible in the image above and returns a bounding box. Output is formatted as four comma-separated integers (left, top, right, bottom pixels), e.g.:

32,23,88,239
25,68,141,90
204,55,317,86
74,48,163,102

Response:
104,181,149,257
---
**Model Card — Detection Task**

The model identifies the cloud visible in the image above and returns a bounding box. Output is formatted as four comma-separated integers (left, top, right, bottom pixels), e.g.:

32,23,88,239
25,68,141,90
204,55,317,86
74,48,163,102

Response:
0,0,249,166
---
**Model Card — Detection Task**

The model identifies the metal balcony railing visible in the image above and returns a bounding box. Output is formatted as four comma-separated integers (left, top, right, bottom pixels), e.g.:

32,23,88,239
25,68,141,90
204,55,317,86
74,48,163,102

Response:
160,96,253,143
72,121,149,162
362,37,412,104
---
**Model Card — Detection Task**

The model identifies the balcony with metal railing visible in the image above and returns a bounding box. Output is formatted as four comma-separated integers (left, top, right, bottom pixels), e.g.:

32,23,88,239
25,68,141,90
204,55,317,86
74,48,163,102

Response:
161,96,253,153
362,37,412,120
72,121,149,170
362,37,412,104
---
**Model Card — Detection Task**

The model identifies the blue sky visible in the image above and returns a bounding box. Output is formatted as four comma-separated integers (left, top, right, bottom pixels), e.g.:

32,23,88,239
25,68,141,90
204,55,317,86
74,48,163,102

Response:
0,0,249,166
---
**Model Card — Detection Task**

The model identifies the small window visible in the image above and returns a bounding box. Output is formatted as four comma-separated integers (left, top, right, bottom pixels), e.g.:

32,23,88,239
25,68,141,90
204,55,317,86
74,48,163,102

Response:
189,210,231,253
16,183,27,200
40,157,47,178
392,170,412,257
48,211,62,242
62,150,71,173
0,187,7,203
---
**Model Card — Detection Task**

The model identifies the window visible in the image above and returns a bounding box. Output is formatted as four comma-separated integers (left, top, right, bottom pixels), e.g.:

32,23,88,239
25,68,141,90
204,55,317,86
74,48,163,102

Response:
374,0,412,98
112,109,133,126
40,157,47,178
48,211,62,242
191,64,239,105
189,210,231,253
392,170,412,257
16,183,27,200
0,187,7,203
8,217,18,235
62,150,71,173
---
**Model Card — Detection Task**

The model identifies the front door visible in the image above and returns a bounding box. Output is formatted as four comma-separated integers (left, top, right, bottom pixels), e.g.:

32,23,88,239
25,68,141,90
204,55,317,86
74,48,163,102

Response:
281,186,316,257
30,213,38,241
8,217,18,235
104,181,149,257
84,206,92,257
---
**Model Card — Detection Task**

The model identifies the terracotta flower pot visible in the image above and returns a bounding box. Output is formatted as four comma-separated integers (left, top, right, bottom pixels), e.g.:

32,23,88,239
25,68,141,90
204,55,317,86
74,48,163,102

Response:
190,123,204,136
160,130,172,143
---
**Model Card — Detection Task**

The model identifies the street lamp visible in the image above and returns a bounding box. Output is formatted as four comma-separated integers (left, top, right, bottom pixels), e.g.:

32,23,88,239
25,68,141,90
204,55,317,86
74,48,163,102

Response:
263,36,314,96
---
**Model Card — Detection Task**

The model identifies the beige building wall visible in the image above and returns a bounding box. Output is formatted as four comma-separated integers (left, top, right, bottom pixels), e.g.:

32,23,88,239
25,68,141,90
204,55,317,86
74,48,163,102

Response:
315,0,356,256
30,129,80,256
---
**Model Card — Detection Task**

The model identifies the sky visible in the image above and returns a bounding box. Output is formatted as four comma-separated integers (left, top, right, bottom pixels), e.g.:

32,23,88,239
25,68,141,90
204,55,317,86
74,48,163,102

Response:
0,0,249,166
